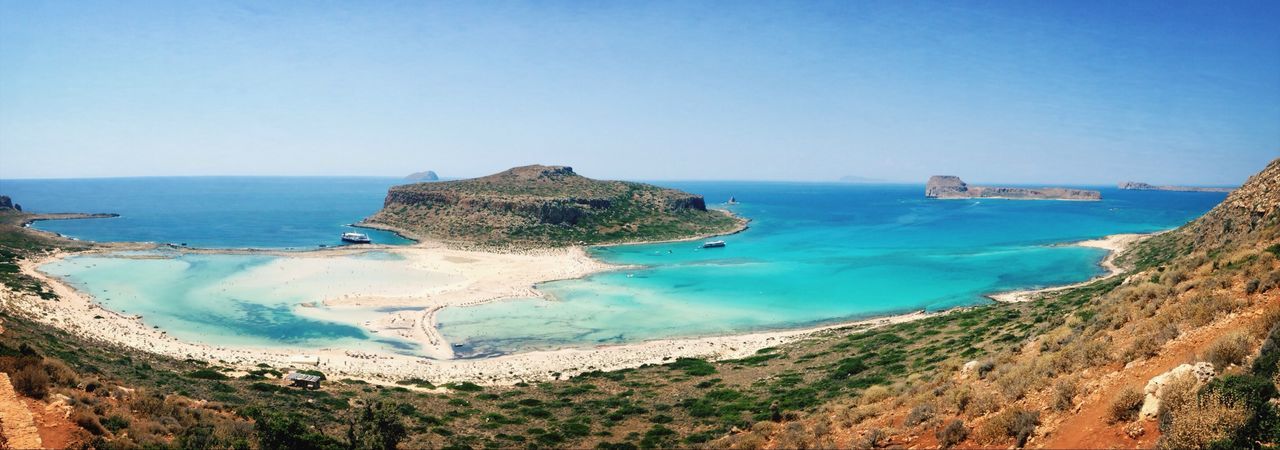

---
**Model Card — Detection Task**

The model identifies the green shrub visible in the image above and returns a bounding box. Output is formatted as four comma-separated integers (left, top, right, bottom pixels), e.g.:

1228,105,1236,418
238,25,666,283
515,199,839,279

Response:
445,381,483,392
668,358,716,376
186,369,228,380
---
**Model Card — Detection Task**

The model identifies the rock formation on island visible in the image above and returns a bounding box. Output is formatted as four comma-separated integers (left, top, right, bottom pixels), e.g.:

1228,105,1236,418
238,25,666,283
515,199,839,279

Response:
925,176,1101,200
0,195,16,210
366,165,743,246
1118,181,1234,193
405,170,440,181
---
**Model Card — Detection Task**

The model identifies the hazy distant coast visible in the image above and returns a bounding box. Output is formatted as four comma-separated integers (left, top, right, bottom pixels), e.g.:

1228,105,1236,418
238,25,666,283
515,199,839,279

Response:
1118,181,1235,193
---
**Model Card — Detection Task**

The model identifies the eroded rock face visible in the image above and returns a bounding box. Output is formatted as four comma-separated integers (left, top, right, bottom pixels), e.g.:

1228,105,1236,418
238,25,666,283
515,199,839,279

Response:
926,176,969,198
924,176,1101,200
0,195,12,209
1139,362,1215,420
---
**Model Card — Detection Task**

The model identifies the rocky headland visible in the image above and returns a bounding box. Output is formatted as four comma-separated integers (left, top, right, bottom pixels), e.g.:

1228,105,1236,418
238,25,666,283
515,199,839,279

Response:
925,175,1101,200
1117,181,1234,193
366,165,744,246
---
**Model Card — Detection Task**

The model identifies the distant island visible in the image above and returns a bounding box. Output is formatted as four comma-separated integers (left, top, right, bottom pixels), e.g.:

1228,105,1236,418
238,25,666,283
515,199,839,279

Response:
925,176,1101,200
1118,181,1234,193
405,170,440,181
365,165,745,246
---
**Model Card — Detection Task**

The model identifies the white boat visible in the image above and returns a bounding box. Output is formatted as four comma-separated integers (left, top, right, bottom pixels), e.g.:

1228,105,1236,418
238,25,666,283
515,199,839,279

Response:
341,232,372,244
702,240,726,248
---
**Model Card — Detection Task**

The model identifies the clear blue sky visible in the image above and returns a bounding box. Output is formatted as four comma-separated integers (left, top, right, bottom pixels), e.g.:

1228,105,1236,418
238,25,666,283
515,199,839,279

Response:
1,1,1277,184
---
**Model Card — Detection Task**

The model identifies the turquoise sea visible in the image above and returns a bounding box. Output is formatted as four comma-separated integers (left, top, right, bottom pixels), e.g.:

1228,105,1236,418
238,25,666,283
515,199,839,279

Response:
1,177,1227,357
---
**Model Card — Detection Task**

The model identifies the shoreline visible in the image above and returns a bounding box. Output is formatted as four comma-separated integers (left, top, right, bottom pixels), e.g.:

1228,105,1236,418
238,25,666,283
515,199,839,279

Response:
8,212,1149,385
985,232,1154,303
8,252,937,385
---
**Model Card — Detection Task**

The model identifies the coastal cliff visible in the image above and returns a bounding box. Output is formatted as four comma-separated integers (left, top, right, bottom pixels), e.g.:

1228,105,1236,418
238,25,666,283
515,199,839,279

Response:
1118,181,1234,193
925,175,1101,200
366,165,743,246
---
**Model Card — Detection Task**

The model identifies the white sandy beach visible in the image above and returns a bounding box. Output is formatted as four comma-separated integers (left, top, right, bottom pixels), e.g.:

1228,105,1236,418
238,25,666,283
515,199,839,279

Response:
5,247,930,385
986,232,1153,303
3,230,1146,386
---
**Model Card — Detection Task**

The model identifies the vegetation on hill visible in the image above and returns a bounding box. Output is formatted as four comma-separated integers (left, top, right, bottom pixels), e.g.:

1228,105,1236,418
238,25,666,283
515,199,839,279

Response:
0,158,1275,449
365,165,743,247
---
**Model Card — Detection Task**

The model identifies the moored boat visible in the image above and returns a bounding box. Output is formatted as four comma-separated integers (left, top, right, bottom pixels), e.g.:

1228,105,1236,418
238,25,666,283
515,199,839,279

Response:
701,240,726,248
341,232,372,243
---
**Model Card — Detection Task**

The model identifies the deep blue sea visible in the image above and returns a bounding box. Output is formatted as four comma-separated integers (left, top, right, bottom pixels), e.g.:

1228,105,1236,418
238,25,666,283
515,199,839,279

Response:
1,177,1227,357
0,177,414,248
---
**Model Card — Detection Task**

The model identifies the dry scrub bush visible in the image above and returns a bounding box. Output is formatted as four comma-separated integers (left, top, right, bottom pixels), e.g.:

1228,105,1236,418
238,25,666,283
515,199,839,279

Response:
975,408,1039,447
854,428,885,449
41,359,78,387
782,422,836,449
1158,393,1249,449
903,403,935,427
1203,332,1252,369
936,419,968,449
1163,267,1190,287
839,403,883,426
1155,372,1199,432
718,430,766,450
1179,295,1243,328
11,364,49,399
1107,386,1144,424
1124,322,1179,361
994,360,1046,401
1053,377,1079,412
966,389,1001,418
942,385,972,415
72,408,107,436
860,385,892,405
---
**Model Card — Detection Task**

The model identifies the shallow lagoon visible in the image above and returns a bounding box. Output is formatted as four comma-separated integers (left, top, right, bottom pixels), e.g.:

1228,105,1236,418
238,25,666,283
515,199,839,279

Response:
40,251,458,353
18,178,1228,357
436,183,1227,356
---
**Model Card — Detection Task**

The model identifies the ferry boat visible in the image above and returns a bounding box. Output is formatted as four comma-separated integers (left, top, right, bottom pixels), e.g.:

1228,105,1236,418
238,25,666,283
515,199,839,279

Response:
341,232,372,244
701,240,726,248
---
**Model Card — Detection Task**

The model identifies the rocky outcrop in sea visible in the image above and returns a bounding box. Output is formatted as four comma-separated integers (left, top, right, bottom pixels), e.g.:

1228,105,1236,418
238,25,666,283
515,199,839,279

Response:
925,176,1101,200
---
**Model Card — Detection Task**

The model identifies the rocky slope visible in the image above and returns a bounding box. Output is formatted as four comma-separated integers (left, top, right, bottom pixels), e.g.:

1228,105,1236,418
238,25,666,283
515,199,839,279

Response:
1118,181,1234,193
366,165,742,246
926,175,1101,200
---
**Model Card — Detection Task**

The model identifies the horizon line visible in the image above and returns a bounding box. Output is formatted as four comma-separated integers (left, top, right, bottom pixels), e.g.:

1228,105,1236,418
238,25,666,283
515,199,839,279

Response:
0,173,1241,189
